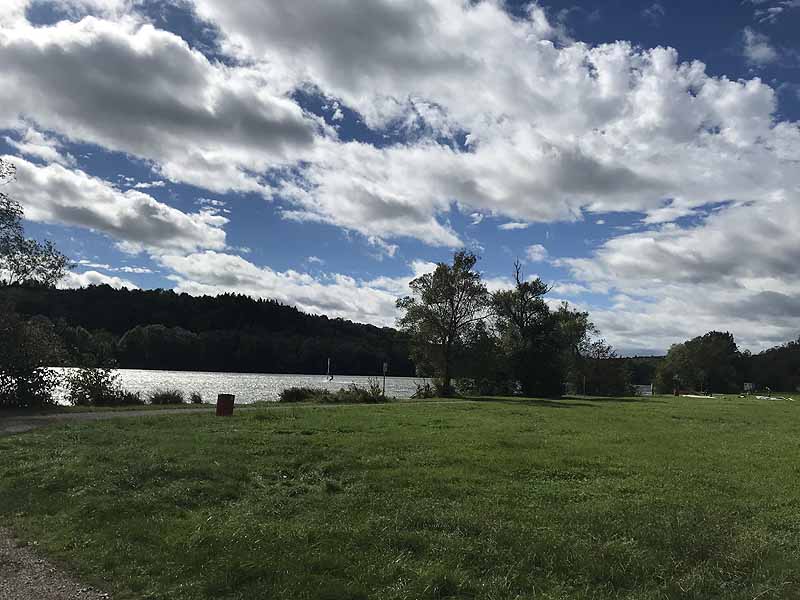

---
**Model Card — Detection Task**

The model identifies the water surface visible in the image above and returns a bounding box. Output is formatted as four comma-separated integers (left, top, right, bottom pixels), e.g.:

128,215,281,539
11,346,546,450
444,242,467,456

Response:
56,368,426,404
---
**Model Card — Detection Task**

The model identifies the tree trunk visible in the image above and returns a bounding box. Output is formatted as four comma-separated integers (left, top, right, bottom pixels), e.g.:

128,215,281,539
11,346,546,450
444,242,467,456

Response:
442,340,452,397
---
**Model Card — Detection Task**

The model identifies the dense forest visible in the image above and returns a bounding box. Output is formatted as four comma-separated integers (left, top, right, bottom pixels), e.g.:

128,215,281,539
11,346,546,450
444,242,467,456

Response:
0,285,415,376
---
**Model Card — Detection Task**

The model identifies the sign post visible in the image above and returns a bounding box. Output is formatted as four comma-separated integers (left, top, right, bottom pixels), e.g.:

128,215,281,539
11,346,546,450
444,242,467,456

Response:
382,362,388,396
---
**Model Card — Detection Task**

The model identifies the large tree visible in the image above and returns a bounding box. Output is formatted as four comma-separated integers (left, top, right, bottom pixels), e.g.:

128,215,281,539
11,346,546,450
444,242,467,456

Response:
397,250,489,396
0,158,70,287
491,261,563,397
655,331,741,394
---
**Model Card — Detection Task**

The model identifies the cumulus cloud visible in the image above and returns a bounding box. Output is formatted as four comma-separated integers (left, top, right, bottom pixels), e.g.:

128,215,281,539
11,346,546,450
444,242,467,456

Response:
0,16,324,194
60,269,138,289
3,2,799,252
159,251,436,326
525,244,549,263
5,156,228,254
561,195,800,351
191,0,799,241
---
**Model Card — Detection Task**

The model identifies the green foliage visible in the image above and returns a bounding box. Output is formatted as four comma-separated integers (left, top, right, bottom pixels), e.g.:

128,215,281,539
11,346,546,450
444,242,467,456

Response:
190,391,203,404
1,158,70,287
4,397,800,599
575,340,634,396
397,250,489,396
280,382,388,404
655,331,741,394
64,366,144,406
491,263,567,397
337,379,386,403
278,386,330,402
149,388,185,405
747,336,800,392
0,306,64,408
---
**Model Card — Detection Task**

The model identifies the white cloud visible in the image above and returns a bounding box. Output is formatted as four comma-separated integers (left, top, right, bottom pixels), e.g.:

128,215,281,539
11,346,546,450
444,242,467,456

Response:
561,195,800,351
2,3,799,252
5,156,228,255
4,126,75,166
0,16,324,194
159,251,436,326
499,222,530,231
131,180,165,189
526,244,549,262
742,27,779,65
60,269,137,289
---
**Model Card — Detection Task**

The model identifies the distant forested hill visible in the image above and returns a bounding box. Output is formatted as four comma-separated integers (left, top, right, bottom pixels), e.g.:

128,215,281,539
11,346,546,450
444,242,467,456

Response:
0,285,415,376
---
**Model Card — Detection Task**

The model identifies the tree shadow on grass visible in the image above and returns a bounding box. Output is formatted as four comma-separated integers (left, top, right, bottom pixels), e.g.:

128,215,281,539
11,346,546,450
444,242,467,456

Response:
463,395,666,409
464,397,592,409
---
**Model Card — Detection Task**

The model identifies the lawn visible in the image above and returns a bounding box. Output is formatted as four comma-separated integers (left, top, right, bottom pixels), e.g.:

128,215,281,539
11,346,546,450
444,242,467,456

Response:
2,395,800,599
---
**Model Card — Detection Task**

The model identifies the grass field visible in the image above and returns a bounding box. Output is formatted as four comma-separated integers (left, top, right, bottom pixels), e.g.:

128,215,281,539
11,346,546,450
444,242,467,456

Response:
2,394,800,599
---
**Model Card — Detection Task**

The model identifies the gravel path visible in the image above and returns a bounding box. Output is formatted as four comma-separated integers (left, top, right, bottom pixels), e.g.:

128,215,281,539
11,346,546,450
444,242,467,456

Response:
0,529,110,600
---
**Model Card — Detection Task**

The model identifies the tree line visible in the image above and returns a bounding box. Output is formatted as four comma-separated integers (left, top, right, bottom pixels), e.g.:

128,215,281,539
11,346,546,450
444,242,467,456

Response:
1,285,415,376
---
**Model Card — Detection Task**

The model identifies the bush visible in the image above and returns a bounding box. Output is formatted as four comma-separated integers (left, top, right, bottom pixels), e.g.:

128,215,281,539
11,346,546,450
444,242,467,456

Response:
278,383,389,404
410,381,437,399
278,387,329,403
456,378,517,397
190,391,203,404
0,307,64,409
66,367,118,406
336,379,385,404
65,367,144,406
149,388,185,405
117,390,145,405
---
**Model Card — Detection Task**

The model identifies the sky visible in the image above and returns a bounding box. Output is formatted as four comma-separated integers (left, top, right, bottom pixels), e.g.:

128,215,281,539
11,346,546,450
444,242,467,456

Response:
1,0,799,355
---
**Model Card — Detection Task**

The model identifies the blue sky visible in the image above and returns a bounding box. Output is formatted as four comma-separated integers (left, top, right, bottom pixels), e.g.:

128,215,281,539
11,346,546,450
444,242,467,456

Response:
1,0,799,354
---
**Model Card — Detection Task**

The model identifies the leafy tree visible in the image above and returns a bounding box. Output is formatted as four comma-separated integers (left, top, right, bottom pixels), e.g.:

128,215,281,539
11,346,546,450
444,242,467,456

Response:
554,302,596,385
397,250,489,396
0,307,64,408
491,261,563,397
745,336,800,392
655,331,741,394
0,158,70,286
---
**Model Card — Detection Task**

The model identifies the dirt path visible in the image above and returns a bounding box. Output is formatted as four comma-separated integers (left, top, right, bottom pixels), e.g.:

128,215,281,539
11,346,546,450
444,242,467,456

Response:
0,406,222,437
0,400,480,437
0,528,110,600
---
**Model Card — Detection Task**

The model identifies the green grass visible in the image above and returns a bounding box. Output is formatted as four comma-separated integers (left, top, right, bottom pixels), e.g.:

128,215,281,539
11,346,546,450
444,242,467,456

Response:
2,395,800,599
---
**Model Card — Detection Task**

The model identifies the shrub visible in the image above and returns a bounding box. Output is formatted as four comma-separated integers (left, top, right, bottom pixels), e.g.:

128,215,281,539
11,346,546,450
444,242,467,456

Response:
65,367,144,406
190,392,203,404
278,383,389,404
410,381,436,399
66,367,119,406
336,379,385,404
149,388,185,405
278,386,330,403
117,390,144,405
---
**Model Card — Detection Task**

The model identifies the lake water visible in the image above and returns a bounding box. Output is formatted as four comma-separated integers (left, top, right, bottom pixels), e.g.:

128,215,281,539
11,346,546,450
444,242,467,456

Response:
55,368,427,404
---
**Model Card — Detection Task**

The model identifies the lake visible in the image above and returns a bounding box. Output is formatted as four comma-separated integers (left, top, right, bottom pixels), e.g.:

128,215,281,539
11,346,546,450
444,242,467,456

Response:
54,368,427,404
